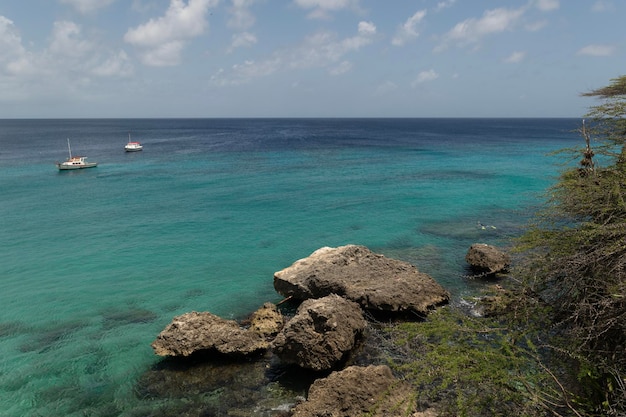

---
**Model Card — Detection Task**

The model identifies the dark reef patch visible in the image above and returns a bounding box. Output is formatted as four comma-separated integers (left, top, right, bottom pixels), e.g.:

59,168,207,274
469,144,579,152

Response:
19,320,88,353
0,321,27,338
101,307,158,329
134,353,312,416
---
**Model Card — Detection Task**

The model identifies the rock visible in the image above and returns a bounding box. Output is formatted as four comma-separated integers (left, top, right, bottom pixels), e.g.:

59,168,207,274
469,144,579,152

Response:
465,243,510,274
290,365,421,417
271,294,366,371
248,302,284,339
151,311,269,357
274,245,449,315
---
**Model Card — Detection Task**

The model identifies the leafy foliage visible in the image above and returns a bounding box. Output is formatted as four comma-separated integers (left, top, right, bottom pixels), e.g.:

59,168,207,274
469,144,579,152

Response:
384,307,560,417
515,75,626,415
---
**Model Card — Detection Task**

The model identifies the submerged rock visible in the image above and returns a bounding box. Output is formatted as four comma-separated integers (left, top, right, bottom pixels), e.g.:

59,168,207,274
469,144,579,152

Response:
272,294,366,371
465,243,510,275
151,311,269,357
274,245,449,315
135,353,309,417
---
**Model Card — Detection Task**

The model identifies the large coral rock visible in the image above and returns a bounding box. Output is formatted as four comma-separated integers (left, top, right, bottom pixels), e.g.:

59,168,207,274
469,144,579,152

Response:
151,311,269,357
465,243,510,274
274,245,449,314
290,365,421,417
271,294,366,371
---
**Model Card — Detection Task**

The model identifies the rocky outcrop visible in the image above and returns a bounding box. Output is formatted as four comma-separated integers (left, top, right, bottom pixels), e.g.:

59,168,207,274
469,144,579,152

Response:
148,244,453,414
465,243,510,275
247,302,284,339
271,294,366,371
290,365,426,417
274,245,449,314
151,311,269,357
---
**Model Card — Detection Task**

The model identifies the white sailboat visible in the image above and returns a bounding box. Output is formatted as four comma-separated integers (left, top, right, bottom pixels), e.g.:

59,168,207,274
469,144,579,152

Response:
56,138,98,170
125,133,143,152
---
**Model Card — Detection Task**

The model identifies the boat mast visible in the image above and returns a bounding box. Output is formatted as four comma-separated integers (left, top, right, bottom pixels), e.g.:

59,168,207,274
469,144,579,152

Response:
67,138,72,158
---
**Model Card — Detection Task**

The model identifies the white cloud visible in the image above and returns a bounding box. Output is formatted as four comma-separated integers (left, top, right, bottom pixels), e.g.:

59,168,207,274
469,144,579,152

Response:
0,16,28,74
60,0,117,14
505,51,526,63
577,44,615,56
392,10,426,47
533,0,559,11
211,21,376,86
412,69,439,87
437,7,524,50
292,21,376,67
92,50,133,77
0,14,133,107
229,32,258,53
228,0,258,30
49,21,94,58
293,0,362,19
47,21,134,77
124,0,218,66
227,1,259,55
358,21,376,36
0,16,19,47
329,60,352,75
434,0,456,12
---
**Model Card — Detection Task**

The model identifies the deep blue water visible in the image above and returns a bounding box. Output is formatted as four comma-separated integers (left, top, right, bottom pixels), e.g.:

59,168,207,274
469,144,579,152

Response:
0,118,580,416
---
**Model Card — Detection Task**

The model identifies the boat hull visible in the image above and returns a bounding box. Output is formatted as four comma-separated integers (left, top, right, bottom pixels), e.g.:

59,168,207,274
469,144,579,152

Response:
125,140,143,152
57,162,98,170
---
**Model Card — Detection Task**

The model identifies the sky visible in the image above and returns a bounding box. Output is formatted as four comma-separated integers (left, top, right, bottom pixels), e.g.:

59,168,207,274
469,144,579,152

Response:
0,0,624,118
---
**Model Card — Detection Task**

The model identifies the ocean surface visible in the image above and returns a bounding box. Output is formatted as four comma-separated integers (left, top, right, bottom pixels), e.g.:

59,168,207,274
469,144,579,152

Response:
0,118,580,416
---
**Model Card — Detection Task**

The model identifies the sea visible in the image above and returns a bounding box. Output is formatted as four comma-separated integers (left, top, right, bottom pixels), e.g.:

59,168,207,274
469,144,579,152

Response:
0,118,581,416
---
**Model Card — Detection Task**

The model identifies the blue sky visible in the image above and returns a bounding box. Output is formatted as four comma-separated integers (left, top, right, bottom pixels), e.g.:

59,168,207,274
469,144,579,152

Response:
0,0,623,118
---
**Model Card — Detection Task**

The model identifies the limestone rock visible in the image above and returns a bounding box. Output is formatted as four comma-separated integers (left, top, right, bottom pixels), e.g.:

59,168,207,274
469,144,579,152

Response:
274,245,449,314
248,302,284,339
290,365,421,417
151,311,269,357
271,294,366,371
465,243,510,274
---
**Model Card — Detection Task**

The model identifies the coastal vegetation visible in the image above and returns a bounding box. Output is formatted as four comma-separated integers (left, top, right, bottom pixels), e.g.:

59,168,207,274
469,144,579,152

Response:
514,75,626,415
385,306,554,416
379,76,626,417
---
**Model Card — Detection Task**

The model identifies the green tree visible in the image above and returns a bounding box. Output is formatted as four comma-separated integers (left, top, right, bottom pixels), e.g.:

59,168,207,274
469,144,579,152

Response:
516,76,626,415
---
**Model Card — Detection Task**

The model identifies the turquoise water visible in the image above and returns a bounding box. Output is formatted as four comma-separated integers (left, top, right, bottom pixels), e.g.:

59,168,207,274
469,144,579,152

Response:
0,118,580,416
